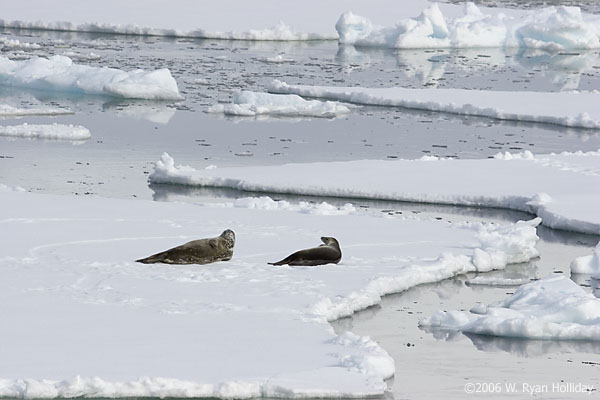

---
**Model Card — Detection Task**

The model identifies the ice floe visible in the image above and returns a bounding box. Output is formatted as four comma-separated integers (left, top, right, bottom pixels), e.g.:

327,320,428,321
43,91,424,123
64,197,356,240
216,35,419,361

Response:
262,54,295,63
420,275,600,340
61,51,101,61
0,36,41,50
571,242,600,278
0,123,90,140
149,151,600,235
0,55,182,100
0,187,539,398
208,91,351,118
336,3,600,50
0,104,73,117
269,80,600,129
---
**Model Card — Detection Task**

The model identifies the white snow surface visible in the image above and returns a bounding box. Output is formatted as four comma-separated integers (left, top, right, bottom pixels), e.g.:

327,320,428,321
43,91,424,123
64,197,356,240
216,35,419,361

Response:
570,242,600,278
269,80,600,129
0,189,540,398
0,55,182,100
149,151,600,235
208,91,351,118
336,3,600,50
419,275,600,340
0,104,73,117
0,123,90,140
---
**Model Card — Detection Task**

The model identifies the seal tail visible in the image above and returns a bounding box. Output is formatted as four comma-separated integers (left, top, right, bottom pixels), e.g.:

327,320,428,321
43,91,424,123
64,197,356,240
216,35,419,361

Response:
136,252,166,264
268,256,291,266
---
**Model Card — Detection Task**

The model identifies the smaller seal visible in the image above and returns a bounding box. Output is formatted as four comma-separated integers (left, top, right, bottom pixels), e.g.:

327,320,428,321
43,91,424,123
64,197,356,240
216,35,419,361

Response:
269,236,342,266
136,229,235,265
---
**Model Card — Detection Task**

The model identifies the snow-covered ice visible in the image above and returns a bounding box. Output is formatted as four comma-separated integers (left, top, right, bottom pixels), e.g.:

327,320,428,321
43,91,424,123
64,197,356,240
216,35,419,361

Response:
149,151,600,235
419,275,600,340
0,188,540,398
269,80,600,129
0,104,73,117
0,55,182,100
336,3,600,50
0,123,90,140
208,91,351,118
570,242,600,278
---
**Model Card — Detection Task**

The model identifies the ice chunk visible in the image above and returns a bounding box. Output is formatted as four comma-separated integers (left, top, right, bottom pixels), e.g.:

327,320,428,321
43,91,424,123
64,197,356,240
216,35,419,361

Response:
335,3,600,50
208,91,350,118
420,275,600,340
0,55,183,100
571,242,600,278
0,123,90,140
0,104,73,117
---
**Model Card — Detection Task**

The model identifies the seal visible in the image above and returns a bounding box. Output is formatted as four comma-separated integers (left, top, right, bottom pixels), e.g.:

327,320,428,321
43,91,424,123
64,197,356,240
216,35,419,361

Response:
269,236,342,266
136,229,235,265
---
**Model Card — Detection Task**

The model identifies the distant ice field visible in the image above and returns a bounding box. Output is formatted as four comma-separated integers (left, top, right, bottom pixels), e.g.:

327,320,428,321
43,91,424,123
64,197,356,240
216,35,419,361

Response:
1,29,600,201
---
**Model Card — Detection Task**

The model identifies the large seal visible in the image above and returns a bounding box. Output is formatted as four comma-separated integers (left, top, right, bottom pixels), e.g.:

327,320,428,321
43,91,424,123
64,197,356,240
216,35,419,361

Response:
136,229,235,265
269,236,342,266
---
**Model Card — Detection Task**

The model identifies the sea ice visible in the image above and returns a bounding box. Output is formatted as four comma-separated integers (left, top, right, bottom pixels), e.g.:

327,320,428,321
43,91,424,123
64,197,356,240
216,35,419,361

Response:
0,123,90,140
1,1,599,50
0,55,182,100
0,104,73,117
208,91,351,118
149,151,600,235
571,242,600,278
269,80,600,129
420,275,600,340
0,188,539,398
336,3,600,50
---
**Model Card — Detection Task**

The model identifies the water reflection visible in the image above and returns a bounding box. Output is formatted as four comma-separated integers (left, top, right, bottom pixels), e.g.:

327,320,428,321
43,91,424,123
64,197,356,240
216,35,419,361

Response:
0,88,179,124
420,327,600,356
344,45,600,91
